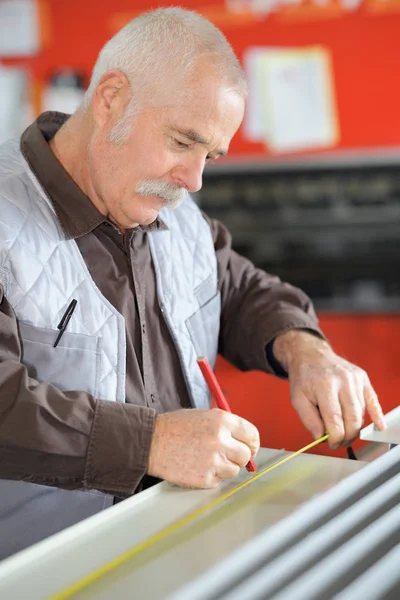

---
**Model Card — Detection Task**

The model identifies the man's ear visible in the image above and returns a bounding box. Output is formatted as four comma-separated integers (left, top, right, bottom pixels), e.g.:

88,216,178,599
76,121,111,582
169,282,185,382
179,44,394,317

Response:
91,70,131,128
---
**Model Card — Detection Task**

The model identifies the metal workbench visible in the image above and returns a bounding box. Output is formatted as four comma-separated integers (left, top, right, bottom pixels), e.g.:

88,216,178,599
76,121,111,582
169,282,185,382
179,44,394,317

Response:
0,420,399,599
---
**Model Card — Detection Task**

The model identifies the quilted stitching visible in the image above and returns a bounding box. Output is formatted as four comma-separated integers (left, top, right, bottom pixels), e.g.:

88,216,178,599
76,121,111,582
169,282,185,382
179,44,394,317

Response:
1,138,219,410
0,140,126,403
0,266,10,296
149,202,220,409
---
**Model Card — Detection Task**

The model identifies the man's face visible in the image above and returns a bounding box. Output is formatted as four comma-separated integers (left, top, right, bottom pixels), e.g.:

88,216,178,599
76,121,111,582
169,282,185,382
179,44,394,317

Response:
87,73,245,230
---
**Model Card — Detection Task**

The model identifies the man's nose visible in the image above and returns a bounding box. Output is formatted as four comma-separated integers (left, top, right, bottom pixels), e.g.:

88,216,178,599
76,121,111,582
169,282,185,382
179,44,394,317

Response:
171,156,204,193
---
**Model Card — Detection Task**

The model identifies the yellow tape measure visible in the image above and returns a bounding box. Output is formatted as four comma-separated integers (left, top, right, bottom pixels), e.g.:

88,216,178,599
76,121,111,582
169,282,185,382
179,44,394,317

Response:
51,434,329,600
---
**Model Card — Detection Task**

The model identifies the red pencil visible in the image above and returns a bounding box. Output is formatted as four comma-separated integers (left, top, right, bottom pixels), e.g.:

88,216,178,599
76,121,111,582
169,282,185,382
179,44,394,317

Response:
197,356,257,473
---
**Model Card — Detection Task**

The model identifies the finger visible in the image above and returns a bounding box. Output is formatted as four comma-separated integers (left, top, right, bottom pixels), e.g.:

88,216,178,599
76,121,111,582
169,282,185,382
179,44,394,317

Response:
357,376,366,417
364,381,386,430
291,390,325,440
216,458,241,480
225,437,252,468
228,414,260,457
338,376,364,446
198,473,222,490
317,386,345,450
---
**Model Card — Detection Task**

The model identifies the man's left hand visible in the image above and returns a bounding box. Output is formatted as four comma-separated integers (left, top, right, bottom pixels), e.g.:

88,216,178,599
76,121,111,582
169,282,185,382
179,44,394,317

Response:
272,330,387,450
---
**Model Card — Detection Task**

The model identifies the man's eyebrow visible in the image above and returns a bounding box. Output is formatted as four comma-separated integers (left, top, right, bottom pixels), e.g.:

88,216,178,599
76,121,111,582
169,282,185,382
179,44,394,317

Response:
174,128,227,156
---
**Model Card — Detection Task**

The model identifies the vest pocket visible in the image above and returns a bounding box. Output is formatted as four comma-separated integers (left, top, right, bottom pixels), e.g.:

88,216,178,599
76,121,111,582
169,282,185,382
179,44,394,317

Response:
186,291,221,368
18,322,101,397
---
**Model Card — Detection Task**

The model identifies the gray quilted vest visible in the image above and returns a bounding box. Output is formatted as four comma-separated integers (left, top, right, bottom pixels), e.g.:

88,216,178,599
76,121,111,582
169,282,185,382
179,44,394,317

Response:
0,138,220,558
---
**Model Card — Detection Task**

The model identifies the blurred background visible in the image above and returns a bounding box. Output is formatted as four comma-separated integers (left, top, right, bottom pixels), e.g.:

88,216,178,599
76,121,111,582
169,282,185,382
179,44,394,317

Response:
1,0,399,456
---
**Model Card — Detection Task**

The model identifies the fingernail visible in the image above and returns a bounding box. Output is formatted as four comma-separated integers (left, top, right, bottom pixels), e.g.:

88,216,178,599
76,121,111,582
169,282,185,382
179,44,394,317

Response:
375,418,387,430
312,429,324,440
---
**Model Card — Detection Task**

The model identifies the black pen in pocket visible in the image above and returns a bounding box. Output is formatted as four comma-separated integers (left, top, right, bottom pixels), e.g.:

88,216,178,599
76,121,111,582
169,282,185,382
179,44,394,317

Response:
54,299,78,348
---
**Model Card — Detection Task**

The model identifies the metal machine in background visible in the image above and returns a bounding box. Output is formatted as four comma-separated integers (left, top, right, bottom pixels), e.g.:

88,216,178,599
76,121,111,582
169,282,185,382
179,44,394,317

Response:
0,409,398,600
198,154,400,312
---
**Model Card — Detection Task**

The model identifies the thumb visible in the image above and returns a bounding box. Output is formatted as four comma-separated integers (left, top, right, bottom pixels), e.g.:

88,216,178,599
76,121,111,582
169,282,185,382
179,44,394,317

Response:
291,391,325,440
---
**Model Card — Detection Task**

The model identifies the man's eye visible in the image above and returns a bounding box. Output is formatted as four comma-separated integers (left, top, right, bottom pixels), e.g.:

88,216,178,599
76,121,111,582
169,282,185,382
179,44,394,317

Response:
175,140,189,149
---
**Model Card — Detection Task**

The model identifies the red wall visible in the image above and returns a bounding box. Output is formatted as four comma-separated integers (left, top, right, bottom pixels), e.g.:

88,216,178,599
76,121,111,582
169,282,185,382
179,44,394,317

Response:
3,0,400,158
3,3,399,455
216,314,400,458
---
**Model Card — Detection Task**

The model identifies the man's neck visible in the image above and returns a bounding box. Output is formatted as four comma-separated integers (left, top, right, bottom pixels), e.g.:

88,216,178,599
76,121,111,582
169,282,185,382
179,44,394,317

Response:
48,111,107,219
49,111,88,190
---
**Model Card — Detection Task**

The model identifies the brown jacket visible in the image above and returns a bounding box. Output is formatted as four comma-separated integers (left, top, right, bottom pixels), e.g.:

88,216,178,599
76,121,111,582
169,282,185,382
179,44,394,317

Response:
0,112,322,497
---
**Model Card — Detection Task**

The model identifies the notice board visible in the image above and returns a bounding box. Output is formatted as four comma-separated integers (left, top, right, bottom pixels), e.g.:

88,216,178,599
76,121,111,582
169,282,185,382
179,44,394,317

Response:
1,0,400,159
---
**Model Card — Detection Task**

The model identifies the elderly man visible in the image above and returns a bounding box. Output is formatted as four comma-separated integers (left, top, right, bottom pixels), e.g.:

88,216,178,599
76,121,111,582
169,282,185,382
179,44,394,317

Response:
0,7,385,556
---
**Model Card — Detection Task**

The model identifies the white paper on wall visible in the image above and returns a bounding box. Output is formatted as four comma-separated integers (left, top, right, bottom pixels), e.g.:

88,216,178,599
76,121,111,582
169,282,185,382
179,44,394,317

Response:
0,66,32,144
244,46,339,154
0,0,40,57
244,47,277,143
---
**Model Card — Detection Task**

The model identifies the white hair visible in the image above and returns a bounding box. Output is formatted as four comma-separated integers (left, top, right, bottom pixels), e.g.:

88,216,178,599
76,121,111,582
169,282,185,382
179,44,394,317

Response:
82,7,247,143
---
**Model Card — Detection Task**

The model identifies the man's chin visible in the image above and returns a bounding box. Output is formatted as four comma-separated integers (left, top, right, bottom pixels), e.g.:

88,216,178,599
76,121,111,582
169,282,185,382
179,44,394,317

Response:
139,204,163,226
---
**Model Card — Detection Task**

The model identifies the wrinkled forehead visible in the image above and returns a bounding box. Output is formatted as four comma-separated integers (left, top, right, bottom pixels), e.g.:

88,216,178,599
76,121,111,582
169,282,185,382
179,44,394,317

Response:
164,77,245,142
143,56,245,117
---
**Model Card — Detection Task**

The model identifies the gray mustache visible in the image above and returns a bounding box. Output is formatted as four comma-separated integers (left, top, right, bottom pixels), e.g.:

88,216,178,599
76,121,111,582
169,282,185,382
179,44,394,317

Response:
135,180,187,207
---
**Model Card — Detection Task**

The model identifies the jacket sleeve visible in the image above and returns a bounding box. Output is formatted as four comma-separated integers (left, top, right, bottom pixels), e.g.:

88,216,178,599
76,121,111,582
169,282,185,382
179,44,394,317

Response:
206,216,324,375
0,283,155,498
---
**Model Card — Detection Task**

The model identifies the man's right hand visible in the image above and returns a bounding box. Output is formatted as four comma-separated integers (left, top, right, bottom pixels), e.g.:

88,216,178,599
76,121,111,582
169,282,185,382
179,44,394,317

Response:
147,408,260,489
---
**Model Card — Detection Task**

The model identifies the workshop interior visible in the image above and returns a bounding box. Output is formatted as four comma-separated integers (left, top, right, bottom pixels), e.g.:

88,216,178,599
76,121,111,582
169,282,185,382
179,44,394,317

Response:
0,1,399,598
